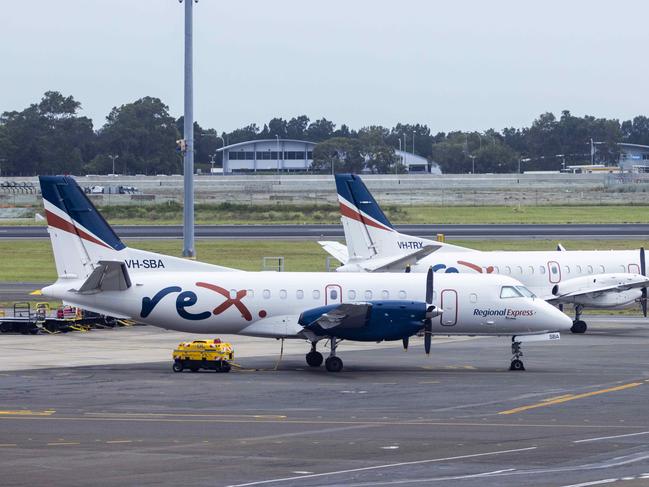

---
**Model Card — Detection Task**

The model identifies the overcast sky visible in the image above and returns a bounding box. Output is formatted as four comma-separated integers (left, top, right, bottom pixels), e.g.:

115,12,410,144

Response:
2,0,648,133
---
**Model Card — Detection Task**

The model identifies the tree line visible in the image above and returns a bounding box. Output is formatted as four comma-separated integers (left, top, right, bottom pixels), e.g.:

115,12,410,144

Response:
1,91,648,176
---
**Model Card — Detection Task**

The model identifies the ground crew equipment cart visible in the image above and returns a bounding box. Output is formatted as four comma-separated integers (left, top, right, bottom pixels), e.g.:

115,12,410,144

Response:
172,339,234,373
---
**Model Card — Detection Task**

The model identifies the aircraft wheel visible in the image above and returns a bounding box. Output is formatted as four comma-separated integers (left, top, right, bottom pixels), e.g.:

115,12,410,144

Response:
325,356,343,373
571,320,587,334
306,351,323,367
172,361,184,373
509,359,525,371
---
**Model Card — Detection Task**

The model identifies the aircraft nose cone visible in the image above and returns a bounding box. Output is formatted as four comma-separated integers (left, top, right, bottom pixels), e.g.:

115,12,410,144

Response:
550,304,573,332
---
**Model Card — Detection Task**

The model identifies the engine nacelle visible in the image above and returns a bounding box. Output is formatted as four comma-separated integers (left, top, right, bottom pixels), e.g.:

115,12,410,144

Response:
552,273,644,309
299,301,427,342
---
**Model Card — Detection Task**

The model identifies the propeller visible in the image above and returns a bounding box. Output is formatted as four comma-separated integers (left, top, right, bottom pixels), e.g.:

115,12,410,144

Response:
424,267,435,355
641,247,647,318
402,337,409,351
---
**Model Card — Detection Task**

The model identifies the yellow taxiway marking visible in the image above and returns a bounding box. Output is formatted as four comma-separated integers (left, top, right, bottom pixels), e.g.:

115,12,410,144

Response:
0,410,55,416
499,382,643,415
47,442,80,446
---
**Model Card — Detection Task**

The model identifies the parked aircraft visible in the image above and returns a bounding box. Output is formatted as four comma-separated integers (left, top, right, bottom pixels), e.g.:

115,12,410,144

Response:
320,174,649,334
38,176,572,372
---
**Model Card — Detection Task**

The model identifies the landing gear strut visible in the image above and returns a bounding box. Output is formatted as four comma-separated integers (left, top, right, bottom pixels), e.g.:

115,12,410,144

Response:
571,305,587,334
305,342,323,367
324,337,343,372
510,338,525,371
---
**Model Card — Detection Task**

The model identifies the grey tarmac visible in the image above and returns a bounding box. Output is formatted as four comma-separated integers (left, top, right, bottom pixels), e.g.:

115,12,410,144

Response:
1,317,649,486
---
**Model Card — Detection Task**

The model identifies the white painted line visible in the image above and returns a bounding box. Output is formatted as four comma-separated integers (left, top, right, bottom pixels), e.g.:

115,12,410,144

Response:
225,446,537,487
573,431,649,443
558,479,618,487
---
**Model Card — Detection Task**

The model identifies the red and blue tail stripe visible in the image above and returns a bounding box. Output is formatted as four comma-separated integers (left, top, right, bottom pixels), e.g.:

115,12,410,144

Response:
39,176,125,251
335,174,394,232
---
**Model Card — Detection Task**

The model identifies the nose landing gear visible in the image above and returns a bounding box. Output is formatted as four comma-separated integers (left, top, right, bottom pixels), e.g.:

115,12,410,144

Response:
509,338,526,371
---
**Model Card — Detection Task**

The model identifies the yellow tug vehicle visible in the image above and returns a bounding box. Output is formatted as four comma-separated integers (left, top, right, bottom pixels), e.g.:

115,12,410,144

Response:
172,339,234,373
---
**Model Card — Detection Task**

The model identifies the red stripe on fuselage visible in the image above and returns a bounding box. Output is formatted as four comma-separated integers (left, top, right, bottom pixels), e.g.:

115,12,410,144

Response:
339,202,392,232
45,209,112,249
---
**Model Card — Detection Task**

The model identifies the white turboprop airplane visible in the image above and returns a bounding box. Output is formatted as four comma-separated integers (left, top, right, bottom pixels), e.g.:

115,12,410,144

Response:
320,174,649,334
39,175,572,372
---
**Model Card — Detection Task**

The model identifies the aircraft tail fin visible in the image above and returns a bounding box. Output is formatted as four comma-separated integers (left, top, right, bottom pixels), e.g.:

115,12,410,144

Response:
39,176,126,280
334,174,471,267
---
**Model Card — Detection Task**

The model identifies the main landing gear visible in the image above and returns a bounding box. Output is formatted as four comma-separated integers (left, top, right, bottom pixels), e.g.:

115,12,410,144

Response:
571,304,587,334
305,342,324,367
306,338,343,372
510,338,525,371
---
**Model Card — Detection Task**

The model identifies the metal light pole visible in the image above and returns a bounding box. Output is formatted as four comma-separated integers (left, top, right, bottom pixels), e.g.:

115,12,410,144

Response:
397,139,402,174
181,0,196,258
469,155,476,174
108,154,119,175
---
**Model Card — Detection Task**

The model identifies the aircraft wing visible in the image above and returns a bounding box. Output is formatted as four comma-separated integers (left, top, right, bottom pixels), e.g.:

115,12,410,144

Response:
355,244,440,272
548,276,649,301
318,241,349,264
76,261,132,294
302,303,371,331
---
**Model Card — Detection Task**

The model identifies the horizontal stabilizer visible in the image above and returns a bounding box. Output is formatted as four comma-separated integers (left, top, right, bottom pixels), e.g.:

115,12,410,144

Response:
357,244,440,272
318,241,349,264
76,261,132,294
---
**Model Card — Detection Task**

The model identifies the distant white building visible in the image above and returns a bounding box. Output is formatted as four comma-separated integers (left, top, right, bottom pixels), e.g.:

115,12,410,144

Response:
216,139,441,174
618,143,649,172
217,139,315,173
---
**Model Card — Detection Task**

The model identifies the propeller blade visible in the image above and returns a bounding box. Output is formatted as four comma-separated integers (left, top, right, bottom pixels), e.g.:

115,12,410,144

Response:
426,267,433,304
641,248,647,318
405,265,411,274
402,336,409,350
424,320,431,355
641,247,646,276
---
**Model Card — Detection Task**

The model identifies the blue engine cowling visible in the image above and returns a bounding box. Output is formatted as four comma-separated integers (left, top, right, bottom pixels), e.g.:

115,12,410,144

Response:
298,301,427,342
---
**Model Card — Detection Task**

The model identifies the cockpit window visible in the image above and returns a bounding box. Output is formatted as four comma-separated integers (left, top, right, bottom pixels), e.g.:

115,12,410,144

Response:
516,286,536,298
500,286,523,299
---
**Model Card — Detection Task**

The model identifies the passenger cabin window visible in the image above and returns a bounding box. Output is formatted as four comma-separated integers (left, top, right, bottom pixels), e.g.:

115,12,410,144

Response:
348,290,356,300
364,290,373,300
247,289,255,298
516,266,523,275
312,290,320,300
296,290,304,299
528,266,534,275
619,265,626,272
398,290,407,299
505,266,512,275
539,266,546,275
279,289,287,299
381,290,389,299
563,265,570,275
599,265,605,273
587,265,594,274
470,293,478,303
493,266,500,273
576,265,582,274
263,289,271,299
500,286,523,299
329,289,338,300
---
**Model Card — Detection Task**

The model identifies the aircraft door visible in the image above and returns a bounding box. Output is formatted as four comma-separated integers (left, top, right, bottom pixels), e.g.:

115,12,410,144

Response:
325,284,343,305
440,289,458,326
547,261,561,284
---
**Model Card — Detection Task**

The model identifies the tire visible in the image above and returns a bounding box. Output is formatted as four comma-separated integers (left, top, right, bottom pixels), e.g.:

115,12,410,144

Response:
325,356,343,373
306,351,324,367
509,359,525,371
571,320,587,334
172,361,183,373
221,362,231,373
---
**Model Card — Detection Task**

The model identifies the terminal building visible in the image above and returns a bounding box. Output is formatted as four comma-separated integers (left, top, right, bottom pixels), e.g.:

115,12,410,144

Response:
217,138,441,174
618,143,649,172
217,139,315,173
